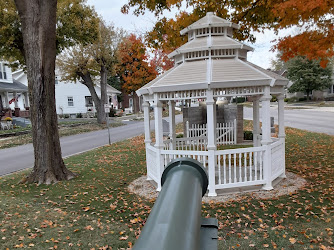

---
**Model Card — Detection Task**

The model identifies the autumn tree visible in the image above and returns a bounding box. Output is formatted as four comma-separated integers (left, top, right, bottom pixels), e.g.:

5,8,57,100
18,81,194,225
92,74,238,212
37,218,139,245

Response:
117,34,157,113
122,0,334,66
0,0,99,184
287,56,332,100
58,22,123,123
150,49,174,74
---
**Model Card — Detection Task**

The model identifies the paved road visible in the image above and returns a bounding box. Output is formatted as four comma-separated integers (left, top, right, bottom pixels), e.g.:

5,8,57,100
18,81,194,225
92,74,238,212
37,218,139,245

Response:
0,115,183,176
244,106,334,135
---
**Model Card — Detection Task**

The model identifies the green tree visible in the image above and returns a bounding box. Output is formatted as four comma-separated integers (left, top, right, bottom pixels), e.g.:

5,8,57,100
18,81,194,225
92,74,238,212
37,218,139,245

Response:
0,0,99,184
287,57,332,100
108,75,123,104
57,22,124,123
0,0,99,66
270,51,286,71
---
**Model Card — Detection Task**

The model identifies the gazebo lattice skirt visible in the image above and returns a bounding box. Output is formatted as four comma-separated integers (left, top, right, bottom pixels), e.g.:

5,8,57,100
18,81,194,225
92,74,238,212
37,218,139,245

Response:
145,135,285,196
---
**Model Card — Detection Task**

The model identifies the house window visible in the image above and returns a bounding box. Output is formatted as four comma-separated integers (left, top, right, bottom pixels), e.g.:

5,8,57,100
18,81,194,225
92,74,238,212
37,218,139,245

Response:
55,76,59,85
68,96,74,107
328,84,334,94
85,96,93,107
0,63,7,80
129,98,133,108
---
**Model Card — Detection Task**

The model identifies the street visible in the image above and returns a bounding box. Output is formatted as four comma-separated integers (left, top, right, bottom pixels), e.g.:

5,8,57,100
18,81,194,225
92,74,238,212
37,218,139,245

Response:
0,115,183,176
243,106,334,135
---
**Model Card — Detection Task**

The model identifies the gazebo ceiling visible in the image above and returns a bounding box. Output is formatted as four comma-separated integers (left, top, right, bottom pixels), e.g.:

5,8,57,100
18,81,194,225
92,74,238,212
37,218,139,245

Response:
137,12,289,97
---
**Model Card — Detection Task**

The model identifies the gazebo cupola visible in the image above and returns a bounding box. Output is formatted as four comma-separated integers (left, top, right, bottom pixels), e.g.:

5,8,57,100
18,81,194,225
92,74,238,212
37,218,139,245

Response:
137,12,289,197
169,12,253,65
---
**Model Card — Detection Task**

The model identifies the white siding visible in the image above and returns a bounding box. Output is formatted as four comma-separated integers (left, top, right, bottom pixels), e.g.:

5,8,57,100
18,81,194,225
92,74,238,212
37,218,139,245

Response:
0,62,13,83
55,80,97,115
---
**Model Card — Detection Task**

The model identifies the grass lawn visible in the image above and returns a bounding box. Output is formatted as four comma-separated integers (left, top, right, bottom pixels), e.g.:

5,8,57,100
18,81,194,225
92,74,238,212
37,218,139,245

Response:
0,120,123,150
0,127,333,249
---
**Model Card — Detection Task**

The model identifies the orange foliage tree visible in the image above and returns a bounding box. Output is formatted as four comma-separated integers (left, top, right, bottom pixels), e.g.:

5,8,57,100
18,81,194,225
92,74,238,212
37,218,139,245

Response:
117,34,157,112
122,0,334,66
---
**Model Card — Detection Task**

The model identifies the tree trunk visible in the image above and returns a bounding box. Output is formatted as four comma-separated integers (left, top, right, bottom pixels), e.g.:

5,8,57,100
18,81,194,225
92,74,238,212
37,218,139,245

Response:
133,93,138,113
81,72,105,124
306,91,310,101
14,0,75,184
100,65,108,122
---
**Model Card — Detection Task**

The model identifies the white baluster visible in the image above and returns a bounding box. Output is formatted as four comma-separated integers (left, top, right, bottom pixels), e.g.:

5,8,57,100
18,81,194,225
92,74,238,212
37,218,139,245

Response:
223,154,226,184
239,153,242,182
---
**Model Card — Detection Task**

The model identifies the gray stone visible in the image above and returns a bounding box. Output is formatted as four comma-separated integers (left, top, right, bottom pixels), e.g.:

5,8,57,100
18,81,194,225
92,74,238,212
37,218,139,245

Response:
162,119,169,136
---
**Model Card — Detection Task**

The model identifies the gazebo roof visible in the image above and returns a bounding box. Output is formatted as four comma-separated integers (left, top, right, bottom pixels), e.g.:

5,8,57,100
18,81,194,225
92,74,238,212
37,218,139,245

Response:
168,36,253,58
137,12,288,97
137,59,287,95
180,12,240,35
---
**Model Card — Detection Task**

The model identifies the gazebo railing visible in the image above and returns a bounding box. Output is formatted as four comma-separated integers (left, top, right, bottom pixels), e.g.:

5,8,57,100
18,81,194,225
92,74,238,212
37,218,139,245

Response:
146,137,285,194
186,120,236,145
146,145,160,183
163,137,208,151
215,146,266,189
161,149,209,170
175,137,208,151
270,139,285,181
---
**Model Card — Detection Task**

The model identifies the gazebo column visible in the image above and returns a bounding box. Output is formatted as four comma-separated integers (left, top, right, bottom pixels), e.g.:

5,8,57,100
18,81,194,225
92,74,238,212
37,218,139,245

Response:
261,86,273,190
277,93,286,178
277,94,285,139
206,90,217,197
143,101,152,180
252,96,260,147
154,95,164,191
168,100,176,150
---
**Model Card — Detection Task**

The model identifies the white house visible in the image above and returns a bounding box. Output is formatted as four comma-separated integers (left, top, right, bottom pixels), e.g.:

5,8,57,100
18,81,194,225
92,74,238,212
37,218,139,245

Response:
12,68,121,117
0,62,29,118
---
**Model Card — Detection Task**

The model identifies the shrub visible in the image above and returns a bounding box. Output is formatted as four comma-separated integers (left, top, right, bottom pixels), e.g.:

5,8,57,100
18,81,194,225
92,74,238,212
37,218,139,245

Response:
109,109,116,117
284,98,289,102
176,133,183,138
299,97,307,102
64,114,70,119
233,97,246,103
287,97,298,103
76,113,83,118
271,95,277,102
244,131,253,140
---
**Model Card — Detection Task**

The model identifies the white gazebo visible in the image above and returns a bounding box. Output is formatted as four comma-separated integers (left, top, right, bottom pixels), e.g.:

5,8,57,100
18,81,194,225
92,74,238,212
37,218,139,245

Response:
137,12,288,197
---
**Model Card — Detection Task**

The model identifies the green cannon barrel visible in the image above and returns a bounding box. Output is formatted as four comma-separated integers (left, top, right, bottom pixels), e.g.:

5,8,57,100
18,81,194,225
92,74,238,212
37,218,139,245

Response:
133,158,218,250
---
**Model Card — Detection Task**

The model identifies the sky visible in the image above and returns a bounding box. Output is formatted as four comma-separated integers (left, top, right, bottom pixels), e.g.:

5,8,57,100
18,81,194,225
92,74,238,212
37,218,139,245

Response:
86,0,293,69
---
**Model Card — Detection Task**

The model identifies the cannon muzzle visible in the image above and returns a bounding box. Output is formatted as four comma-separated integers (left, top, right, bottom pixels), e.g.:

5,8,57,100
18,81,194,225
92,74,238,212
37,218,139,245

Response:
133,157,218,250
